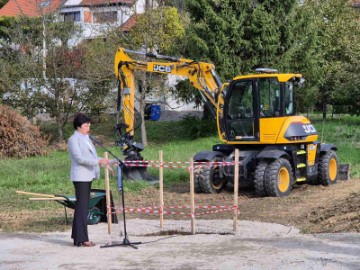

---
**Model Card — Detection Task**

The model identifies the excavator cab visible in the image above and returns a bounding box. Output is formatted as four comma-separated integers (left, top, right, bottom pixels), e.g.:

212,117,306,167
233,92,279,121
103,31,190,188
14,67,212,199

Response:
219,70,303,143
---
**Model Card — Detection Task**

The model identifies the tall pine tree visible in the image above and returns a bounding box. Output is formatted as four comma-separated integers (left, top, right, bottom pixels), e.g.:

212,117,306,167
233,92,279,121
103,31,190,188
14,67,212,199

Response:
174,0,314,112
184,0,301,79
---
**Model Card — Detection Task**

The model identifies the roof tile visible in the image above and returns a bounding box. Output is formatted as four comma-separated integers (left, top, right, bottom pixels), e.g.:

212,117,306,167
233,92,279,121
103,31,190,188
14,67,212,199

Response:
121,13,137,31
0,0,65,17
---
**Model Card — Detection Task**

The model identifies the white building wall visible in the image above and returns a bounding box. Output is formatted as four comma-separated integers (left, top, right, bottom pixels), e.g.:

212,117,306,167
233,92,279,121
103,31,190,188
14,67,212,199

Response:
60,0,146,46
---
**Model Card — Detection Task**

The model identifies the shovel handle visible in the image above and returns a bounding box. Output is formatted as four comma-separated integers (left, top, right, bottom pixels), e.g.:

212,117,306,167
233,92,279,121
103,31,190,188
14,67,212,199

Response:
29,197,67,201
16,190,55,198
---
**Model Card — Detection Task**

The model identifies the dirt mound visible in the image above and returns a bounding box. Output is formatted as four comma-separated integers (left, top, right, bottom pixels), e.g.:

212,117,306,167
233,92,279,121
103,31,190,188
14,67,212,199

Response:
0,105,48,158
308,191,359,233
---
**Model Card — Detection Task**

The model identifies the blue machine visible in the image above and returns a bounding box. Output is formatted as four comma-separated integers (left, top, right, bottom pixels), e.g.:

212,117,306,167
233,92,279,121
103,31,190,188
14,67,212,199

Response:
149,104,161,121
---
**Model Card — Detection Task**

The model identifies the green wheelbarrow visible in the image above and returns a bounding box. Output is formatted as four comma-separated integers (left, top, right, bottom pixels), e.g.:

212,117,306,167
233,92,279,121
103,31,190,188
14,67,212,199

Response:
55,190,106,225
17,189,118,225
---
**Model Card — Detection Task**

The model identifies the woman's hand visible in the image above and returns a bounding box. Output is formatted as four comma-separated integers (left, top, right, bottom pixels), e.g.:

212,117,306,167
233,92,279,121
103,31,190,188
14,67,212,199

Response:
98,159,109,166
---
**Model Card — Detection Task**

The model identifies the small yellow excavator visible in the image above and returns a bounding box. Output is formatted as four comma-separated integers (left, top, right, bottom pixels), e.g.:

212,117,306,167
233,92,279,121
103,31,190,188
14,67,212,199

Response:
113,47,349,197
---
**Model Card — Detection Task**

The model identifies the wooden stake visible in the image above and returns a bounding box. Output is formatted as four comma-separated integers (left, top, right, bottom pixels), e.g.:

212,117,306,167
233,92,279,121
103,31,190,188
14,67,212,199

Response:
159,150,164,228
233,149,239,234
190,157,195,235
104,152,112,235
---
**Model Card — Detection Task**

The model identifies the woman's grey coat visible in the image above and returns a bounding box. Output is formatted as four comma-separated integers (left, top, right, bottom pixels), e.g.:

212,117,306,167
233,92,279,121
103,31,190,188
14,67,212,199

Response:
68,131,100,182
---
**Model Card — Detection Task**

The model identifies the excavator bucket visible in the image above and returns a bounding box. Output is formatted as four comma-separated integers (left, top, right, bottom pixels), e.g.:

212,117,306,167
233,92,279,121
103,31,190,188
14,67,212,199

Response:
338,164,351,180
122,164,158,183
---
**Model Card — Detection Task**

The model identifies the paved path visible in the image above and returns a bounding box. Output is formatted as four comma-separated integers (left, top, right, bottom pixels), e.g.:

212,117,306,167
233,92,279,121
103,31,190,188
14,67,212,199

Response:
0,219,359,269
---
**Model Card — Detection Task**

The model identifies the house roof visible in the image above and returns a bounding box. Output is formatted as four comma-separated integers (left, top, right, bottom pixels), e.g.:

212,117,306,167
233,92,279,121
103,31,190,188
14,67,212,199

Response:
0,0,65,17
121,13,137,32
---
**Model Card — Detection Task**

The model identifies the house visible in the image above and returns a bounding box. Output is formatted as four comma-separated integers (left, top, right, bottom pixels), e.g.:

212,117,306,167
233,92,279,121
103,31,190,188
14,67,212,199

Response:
0,0,144,44
59,0,145,45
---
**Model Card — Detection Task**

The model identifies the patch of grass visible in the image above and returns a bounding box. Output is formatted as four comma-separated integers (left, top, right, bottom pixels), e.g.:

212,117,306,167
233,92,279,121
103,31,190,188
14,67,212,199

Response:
311,115,360,179
1,115,359,232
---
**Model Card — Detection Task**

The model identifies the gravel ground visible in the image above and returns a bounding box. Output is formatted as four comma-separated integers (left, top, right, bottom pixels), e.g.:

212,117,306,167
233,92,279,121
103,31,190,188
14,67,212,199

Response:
1,219,359,270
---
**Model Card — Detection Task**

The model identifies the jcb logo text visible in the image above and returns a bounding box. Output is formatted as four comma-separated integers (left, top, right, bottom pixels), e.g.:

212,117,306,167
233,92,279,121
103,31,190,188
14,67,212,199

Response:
303,124,316,134
153,65,172,73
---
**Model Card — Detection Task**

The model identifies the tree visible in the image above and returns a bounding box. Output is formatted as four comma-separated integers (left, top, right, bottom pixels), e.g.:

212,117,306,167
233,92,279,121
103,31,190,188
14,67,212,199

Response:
79,37,127,120
183,0,301,78
276,2,323,113
126,4,185,146
0,0,8,9
303,0,360,118
0,17,45,120
175,0,309,112
0,14,112,141
0,15,14,39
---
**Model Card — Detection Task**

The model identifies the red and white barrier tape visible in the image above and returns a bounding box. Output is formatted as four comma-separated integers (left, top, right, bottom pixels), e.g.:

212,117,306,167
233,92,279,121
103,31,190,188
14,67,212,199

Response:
121,160,238,169
108,205,239,216
123,160,234,165
108,205,233,210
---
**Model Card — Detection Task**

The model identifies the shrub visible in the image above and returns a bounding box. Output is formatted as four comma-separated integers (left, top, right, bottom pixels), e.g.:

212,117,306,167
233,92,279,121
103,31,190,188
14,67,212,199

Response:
38,121,73,143
0,105,48,158
178,115,217,139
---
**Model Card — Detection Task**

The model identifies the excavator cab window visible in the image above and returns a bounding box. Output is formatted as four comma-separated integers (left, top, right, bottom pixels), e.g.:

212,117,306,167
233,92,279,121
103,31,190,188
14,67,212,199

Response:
285,82,294,115
259,78,281,117
225,80,256,140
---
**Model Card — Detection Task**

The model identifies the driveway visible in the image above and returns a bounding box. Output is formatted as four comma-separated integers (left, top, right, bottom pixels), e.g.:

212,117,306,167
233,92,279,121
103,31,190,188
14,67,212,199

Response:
0,219,359,269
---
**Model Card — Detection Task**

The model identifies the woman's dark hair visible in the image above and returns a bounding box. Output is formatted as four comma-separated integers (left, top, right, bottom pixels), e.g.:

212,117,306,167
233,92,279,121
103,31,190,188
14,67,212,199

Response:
73,113,91,129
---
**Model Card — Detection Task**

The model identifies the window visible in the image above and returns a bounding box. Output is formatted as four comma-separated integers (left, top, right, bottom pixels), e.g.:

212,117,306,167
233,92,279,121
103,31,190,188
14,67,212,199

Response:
259,78,280,117
40,0,52,8
93,11,117,23
63,12,81,22
285,82,294,115
226,80,255,138
228,81,254,119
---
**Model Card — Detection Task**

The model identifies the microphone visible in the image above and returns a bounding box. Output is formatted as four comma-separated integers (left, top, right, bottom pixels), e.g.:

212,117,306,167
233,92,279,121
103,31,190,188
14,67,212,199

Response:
89,135,99,144
89,135,126,168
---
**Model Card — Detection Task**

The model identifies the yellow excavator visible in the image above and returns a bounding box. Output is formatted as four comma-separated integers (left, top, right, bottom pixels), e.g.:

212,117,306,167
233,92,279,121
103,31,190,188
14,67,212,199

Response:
113,47,349,197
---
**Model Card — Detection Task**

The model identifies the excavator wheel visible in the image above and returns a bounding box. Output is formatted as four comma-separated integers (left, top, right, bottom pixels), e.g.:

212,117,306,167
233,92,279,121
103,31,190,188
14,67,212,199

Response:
193,166,203,193
264,158,294,197
318,150,338,186
198,154,227,194
253,161,269,197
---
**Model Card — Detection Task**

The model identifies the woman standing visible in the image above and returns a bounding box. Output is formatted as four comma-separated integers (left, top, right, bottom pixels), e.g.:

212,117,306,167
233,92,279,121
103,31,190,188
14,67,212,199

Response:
68,113,108,247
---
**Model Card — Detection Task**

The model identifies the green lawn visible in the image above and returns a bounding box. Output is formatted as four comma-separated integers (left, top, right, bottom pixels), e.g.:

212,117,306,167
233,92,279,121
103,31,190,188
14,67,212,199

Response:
0,115,359,232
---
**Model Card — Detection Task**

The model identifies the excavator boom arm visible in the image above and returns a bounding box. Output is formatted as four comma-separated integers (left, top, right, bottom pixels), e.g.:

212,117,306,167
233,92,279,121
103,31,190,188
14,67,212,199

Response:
114,48,223,134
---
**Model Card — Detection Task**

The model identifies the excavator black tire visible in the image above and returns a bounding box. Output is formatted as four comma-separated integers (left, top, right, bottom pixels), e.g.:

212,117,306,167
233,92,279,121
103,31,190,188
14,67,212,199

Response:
253,161,269,197
264,158,294,197
193,167,203,193
318,150,338,186
198,154,227,194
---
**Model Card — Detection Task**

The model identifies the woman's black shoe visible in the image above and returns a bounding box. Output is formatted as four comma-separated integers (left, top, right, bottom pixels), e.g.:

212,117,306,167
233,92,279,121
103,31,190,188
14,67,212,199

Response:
73,241,95,247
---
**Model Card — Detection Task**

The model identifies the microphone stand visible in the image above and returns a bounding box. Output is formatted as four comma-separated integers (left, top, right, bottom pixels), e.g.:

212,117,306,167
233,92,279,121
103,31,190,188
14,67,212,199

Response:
90,135,141,249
